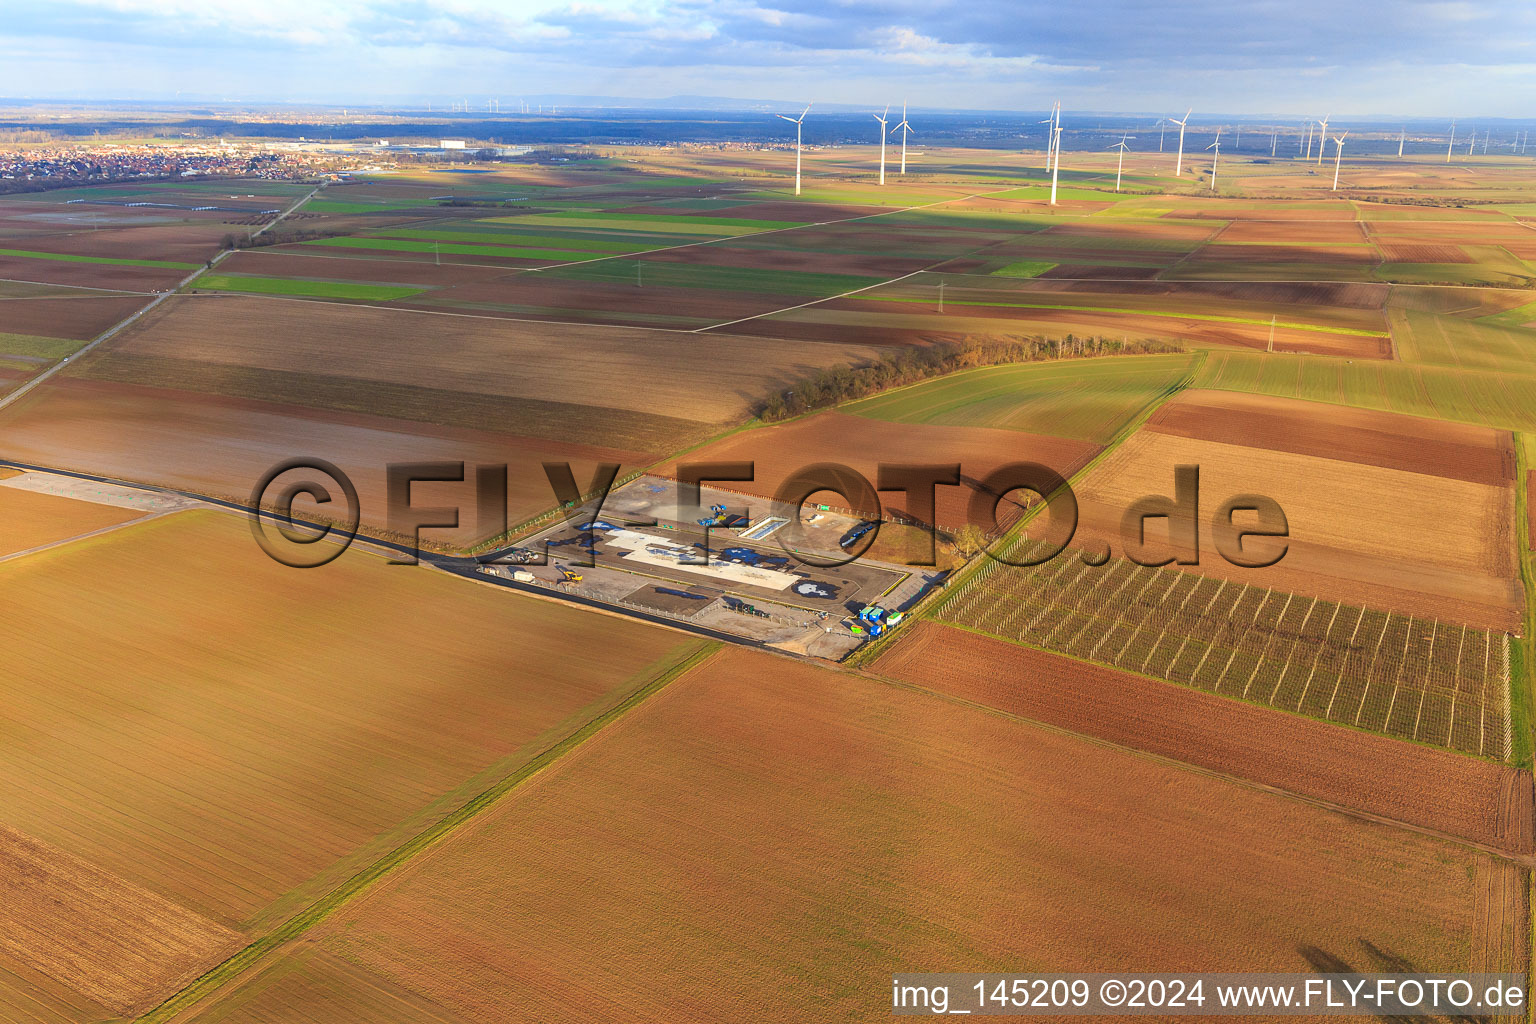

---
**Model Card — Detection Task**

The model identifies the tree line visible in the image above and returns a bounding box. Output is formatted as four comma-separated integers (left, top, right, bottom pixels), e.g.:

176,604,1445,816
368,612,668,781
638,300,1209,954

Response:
754,333,1182,422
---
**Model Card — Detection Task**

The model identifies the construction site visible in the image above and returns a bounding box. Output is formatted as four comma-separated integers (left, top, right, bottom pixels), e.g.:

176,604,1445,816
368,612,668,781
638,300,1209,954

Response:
475,475,939,658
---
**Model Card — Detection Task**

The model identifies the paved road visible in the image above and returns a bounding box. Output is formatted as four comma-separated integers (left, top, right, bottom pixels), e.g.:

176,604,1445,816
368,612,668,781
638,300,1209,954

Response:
0,457,773,652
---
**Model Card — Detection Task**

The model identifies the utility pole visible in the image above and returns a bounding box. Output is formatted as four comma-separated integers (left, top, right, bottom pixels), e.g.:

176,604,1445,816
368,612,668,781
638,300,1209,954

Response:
938,280,944,313
1267,315,1276,354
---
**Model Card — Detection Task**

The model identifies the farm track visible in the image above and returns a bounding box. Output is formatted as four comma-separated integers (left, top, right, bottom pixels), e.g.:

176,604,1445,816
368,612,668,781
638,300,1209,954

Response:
0,186,321,415
135,642,721,1024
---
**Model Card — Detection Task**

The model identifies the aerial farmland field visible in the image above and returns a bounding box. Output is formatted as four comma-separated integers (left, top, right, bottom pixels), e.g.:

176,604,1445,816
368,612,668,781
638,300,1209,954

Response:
167,647,1520,1023
3,59,1536,1023
0,509,710,1021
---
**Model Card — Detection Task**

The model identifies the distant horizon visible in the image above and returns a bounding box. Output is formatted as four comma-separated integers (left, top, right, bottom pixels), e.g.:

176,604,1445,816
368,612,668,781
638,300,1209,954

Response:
3,1,1532,118
0,96,1531,128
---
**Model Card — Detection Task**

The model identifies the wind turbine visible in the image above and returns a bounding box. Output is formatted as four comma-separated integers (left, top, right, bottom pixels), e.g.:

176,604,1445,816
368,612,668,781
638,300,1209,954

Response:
1108,134,1130,192
1039,102,1060,173
873,105,890,185
776,103,812,196
1050,113,1064,205
896,101,913,174
1467,128,1475,156
1447,121,1456,162
1305,121,1315,160
1331,131,1348,190
1157,118,1166,152
1207,129,1222,191
1169,109,1191,175
1314,115,1330,166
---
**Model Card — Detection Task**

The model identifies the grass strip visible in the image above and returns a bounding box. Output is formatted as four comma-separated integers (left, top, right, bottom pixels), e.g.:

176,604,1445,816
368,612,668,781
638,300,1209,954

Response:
300,236,605,261
0,247,197,270
194,274,426,301
137,639,719,1023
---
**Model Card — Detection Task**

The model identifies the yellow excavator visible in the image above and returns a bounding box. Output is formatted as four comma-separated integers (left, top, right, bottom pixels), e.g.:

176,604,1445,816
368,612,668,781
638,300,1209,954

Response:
556,566,584,585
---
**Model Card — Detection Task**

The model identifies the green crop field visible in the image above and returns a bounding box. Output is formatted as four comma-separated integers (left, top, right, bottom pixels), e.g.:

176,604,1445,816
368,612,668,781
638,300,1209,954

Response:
543,259,882,296
1196,350,1536,432
1478,299,1536,327
1390,308,1536,373
194,275,426,301
0,247,198,270
845,353,1197,443
371,227,642,252
300,236,604,261
992,260,1057,278
493,211,799,235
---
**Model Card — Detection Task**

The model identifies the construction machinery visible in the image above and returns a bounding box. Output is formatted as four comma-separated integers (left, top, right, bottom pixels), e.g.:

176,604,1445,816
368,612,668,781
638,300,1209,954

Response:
556,566,583,586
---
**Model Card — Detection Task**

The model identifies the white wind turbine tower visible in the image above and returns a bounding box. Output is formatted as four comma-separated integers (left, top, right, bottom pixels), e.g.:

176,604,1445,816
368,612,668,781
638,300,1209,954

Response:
1039,102,1060,173
1206,129,1222,191
873,105,890,184
1169,109,1191,175
896,102,913,174
1305,121,1315,160
776,104,812,196
1447,121,1456,162
1398,128,1405,157
1108,134,1130,192
1157,118,1166,152
1331,131,1348,190
1314,114,1330,166
1049,113,1064,205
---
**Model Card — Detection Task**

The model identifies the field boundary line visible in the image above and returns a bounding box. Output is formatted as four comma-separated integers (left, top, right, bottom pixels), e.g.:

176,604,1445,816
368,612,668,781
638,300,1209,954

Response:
138,640,721,1024
857,653,1536,867
0,184,322,415
0,507,176,563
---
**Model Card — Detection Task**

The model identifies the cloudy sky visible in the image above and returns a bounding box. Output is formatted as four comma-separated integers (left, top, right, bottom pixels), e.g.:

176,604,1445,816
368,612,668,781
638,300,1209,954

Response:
1,0,1532,116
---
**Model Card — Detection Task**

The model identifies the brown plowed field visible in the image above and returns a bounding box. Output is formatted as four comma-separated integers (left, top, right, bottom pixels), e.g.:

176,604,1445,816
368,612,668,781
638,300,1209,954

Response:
1470,857,1532,976
659,411,1100,530
638,243,926,278
418,276,790,324
25,222,233,264
874,621,1534,853
81,293,878,426
1187,242,1377,264
1218,220,1368,244
0,379,659,544
712,314,969,347
0,255,184,290
1377,243,1472,263
260,242,549,272
0,294,149,339
226,647,1494,1023
219,250,517,287
1073,425,1521,630
0,824,242,1017
0,509,705,936
1148,389,1515,486
1038,263,1164,280
811,299,1392,359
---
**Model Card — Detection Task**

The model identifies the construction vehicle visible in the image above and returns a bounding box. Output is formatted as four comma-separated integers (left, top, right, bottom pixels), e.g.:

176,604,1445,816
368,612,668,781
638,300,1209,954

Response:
697,504,750,529
556,566,583,586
